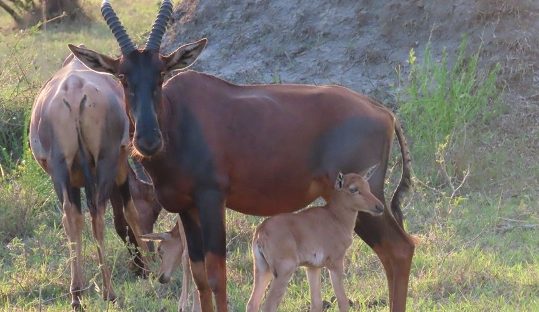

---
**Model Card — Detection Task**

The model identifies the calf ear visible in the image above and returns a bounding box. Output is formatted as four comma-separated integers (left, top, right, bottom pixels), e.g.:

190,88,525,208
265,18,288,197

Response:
363,163,379,182
162,38,207,72
334,172,344,190
140,232,172,242
68,44,119,75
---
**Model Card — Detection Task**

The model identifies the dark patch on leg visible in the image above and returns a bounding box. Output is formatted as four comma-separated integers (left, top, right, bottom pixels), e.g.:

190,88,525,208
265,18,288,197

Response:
70,187,82,214
179,210,205,262
195,189,226,256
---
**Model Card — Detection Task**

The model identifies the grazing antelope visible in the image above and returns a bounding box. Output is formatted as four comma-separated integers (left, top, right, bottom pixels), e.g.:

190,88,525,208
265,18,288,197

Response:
246,171,383,312
110,162,161,275
141,220,201,312
69,1,415,311
29,50,150,309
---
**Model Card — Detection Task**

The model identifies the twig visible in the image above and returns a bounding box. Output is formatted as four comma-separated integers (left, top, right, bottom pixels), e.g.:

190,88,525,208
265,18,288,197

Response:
450,165,470,199
38,11,67,30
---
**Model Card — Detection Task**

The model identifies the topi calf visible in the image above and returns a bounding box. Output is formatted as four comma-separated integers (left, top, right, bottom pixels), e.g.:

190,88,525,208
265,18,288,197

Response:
247,170,383,312
141,220,201,312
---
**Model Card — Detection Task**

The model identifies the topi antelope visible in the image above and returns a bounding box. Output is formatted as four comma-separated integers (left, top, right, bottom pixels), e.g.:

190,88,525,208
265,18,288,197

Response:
29,50,151,309
69,0,415,311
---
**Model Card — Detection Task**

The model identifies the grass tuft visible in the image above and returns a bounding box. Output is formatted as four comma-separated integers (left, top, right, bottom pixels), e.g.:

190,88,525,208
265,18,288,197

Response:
397,36,502,184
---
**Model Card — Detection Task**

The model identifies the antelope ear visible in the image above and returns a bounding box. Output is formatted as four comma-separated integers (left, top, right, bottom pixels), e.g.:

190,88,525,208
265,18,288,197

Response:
68,44,119,75
363,163,379,182
162,38,207,72
334,172,344,190
128,159,153,185
140,232,172,242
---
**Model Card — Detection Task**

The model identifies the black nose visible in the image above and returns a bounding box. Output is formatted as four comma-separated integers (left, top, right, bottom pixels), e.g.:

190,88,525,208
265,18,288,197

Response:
375,204,384,215
135,133,162,156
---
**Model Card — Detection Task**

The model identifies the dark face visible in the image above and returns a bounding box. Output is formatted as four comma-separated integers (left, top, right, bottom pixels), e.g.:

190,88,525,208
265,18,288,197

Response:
118,51,165,156
67,39,208,158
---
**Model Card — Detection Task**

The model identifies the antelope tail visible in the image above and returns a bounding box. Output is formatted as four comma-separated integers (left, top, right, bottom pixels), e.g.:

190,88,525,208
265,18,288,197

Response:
74,95,97,215
390,118,412,228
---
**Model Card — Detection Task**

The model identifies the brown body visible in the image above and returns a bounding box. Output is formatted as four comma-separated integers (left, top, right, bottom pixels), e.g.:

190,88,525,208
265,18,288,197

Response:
29,54,150,308
247,172,384,312
69,1,415,310
137,71,415,312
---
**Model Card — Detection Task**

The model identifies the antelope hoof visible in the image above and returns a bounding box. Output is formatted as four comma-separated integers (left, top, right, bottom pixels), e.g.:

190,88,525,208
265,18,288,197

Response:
103,290,117,302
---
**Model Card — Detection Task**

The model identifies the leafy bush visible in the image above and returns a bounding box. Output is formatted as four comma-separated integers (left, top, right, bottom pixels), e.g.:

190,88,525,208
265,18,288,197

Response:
398,37,501,183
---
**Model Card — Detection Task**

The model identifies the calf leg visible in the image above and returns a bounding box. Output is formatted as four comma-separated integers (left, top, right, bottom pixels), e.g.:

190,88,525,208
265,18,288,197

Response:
262,261,296,312
178,241,190,312
328,260,350,312
247,242,273,312
179,209,213,312
306,267,323,312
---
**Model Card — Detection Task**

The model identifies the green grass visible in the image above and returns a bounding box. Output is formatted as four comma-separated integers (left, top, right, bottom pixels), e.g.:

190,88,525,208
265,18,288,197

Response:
397,37,502,184
1,197,538,311
1,1,538,311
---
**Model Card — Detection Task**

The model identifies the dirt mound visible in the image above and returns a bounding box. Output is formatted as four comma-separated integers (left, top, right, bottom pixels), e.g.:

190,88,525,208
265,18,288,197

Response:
164,0,538,104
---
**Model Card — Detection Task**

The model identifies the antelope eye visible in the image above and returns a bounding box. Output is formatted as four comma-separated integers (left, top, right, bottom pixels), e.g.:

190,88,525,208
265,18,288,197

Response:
349,185,359,194
118,74,125,80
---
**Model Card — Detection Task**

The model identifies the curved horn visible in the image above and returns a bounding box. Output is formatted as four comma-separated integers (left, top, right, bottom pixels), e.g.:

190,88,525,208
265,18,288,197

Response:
145,0,174,51
101,0,137,55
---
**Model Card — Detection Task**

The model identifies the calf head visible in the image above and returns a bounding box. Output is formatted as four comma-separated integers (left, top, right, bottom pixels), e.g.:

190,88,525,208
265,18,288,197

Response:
334,166,384,216
140,221,184,284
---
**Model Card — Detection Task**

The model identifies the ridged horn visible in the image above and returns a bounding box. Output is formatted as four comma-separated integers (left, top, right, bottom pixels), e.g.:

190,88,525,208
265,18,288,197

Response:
101,0,137,55
145,0,173,51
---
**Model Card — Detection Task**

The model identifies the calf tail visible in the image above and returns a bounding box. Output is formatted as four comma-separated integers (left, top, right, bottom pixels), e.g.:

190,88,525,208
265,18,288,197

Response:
390,118,412,228
252,237,270,276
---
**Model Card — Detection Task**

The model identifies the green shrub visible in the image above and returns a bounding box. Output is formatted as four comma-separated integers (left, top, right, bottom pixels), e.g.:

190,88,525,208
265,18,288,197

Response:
398,37,501,183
